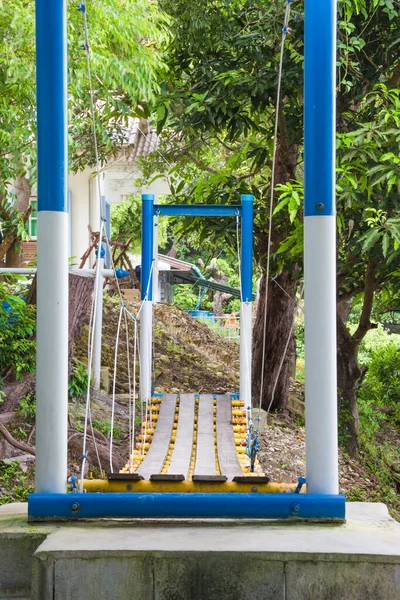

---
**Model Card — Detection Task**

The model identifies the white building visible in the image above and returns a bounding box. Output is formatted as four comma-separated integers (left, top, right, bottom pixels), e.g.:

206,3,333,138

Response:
23,119,170,267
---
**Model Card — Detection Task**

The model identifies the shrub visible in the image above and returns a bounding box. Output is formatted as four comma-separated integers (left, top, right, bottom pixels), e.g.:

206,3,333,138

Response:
69,362,89,400
0,283,36,379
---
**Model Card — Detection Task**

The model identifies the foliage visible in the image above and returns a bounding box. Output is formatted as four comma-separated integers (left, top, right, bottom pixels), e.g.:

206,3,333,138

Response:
0,0,167,226
69,362,89,400
173,285,211,311
92,417,121,439
17,392,36,421
359,332,400,427
0,283,36,379
0,460,34,505
110,195,169,253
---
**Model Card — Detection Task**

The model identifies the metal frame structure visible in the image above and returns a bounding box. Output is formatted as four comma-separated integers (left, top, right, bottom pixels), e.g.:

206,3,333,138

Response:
139,194,254,415
27,0,345,520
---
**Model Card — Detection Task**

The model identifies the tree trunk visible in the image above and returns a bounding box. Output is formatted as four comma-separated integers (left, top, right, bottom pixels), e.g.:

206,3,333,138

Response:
252,269,297,412
337,316,361,457
336,257,378,457
4,175,32,267
1,271,94,412
5,241,21,268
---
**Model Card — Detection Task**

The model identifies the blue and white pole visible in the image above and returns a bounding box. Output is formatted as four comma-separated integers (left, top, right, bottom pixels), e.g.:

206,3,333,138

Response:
140,195,155,403
240,195,254,417
304,0,339,494
35,0,69,493
93,247,105,390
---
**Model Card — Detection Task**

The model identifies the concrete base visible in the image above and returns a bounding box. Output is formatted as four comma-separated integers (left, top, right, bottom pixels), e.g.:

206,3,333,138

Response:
1,502,400,600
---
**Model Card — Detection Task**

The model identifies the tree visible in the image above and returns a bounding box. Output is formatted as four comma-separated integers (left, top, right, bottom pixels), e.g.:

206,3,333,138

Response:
0,0,166,264
141,0,400,426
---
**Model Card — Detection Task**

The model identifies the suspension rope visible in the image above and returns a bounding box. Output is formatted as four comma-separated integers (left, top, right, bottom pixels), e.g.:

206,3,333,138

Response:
80,219,105,490
259,0,292,412
78,1,150,483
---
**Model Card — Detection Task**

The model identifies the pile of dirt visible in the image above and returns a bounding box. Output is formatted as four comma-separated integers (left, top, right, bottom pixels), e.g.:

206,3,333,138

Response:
76,299,240,395
258,416,400,520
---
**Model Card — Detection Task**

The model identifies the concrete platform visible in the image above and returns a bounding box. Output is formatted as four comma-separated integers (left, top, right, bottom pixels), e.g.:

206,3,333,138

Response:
1,502,400,599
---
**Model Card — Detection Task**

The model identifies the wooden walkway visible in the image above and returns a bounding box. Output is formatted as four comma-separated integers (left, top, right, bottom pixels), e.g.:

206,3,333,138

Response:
167,394,195,478
216,395,243,480
135,394,246,480
194,394,217,477
136,394,176,479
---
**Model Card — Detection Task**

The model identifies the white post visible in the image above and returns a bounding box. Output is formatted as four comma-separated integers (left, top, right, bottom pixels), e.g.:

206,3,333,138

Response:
140,300,153,402
153,214,159,303
304,0,339,494
240,302,253,407
140,194,154,403
93,256,104,390
34,0,68,494
304,218,338,493
240,195,254,414
36,213,69,493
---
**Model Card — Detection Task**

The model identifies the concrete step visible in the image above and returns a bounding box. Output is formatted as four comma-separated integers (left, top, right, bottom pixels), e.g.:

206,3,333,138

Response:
30,503,400,600
0,503,50,600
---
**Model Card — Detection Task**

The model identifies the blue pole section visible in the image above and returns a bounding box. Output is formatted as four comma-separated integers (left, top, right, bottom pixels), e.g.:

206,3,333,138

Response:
36,0,68,213
304,0,336,217
35,0,69,493
239,194,254,414
141,194,155,301
240,195,254,302
304,0,339,495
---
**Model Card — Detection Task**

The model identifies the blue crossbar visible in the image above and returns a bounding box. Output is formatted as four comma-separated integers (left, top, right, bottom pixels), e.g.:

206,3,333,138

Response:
28,493,345,521
155,205,242,217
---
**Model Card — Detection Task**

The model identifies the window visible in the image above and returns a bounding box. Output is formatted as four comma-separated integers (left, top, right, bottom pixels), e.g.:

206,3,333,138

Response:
28,197,37,239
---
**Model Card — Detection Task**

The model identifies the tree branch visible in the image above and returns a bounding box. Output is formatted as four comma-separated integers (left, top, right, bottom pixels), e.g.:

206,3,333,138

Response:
0,424,35,455
352,257,378,345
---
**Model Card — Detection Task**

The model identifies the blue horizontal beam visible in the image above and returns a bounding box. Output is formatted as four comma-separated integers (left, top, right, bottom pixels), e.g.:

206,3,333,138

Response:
28,493,345,521
155,205,242,217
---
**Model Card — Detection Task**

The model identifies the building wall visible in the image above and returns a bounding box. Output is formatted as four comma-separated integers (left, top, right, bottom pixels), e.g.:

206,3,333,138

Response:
69,163,170,267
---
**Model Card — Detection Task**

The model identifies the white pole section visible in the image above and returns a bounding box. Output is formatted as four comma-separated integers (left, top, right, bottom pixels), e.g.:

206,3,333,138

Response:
34,0,68,494
304,218,338,493
0,268,115,276
140,301,153,402
240,301,253,407
93,255,105,390
304,0,339,494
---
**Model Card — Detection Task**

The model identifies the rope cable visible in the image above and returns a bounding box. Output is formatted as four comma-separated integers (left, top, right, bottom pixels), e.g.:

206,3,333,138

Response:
109,303,124,473
258,0,292,412
80,219,105,490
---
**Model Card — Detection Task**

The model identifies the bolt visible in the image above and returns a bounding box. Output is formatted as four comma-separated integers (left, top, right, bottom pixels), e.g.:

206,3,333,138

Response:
71,502,80,513
291,502,301,514
251,487,258,494
126,484,132,491
316,202,324,212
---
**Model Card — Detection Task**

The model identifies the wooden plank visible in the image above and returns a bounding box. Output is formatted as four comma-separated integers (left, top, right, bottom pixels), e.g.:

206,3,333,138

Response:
192,475,227,483
194,394,217,476
232,475,270,484
150,474,185,482
108,473,143,481
216,395,243,481
167,394,195,479
136,394,176,479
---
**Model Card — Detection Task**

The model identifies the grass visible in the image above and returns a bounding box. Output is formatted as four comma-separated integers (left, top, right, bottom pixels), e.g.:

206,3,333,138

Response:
0,460,34,505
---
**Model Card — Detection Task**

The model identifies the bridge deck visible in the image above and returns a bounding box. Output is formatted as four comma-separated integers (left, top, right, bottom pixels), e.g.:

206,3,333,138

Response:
167,394,195,478
216,395,243,480
136,394,176,480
